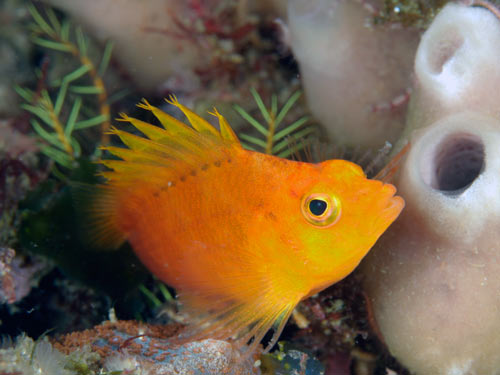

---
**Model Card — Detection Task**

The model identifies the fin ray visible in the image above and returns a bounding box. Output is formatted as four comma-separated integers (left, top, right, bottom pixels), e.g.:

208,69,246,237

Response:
175,281,301,355
210,108,241,145
118,113,214,153
166,95,220,137
86,98,243,249
102,98,242,187
137,99,198,138
72,183,126,250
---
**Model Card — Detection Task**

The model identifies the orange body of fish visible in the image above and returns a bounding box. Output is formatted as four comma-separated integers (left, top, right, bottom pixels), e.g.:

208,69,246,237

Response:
91,96,404,352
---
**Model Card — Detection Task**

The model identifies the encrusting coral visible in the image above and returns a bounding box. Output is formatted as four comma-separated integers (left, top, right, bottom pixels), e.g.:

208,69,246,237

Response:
0,247,47,304
0,320,258,375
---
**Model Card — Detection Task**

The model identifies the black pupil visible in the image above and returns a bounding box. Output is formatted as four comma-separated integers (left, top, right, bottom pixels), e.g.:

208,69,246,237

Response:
309,199,327,216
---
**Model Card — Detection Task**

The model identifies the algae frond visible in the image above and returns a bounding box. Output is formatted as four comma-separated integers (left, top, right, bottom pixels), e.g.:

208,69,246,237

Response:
16,4,113,170
234,88,315,158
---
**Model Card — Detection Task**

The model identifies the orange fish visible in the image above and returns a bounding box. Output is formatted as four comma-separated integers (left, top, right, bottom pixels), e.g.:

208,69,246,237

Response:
90,96,404,353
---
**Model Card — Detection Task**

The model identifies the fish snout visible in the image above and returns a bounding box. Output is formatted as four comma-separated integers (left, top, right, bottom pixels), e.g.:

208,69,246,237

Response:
376,183,405,229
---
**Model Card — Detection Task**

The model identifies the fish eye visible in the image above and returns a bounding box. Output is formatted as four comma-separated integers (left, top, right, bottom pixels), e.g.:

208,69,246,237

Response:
309,199,328,216
301,193,341,227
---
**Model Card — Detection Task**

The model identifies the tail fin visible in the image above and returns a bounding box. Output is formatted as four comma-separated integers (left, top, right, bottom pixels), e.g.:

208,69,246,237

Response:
71,182,126,250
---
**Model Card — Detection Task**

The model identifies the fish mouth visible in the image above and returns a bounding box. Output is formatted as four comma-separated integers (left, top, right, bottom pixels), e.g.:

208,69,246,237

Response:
379,183,405,224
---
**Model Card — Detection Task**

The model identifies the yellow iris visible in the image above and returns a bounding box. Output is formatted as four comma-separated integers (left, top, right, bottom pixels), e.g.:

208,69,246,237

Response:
301,193,341,227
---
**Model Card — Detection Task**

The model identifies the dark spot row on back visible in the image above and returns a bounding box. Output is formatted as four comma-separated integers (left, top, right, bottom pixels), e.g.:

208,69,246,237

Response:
153,158,232,195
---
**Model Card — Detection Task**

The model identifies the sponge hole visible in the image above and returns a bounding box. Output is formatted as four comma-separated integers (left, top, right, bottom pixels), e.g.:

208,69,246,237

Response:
427,133,484,193
427,30,464,74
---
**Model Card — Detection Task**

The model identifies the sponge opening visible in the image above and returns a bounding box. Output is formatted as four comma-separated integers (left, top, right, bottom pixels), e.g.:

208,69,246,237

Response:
427,29,464,75
424,133,484,193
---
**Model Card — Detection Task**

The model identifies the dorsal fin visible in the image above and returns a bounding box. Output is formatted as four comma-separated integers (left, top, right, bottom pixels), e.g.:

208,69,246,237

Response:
88,98,242,249
102,96,242,184
209,107,240,143
166,95,220,137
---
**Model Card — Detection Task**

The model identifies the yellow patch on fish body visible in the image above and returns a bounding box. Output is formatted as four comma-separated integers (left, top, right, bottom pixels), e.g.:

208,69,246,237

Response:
90,96,404,353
